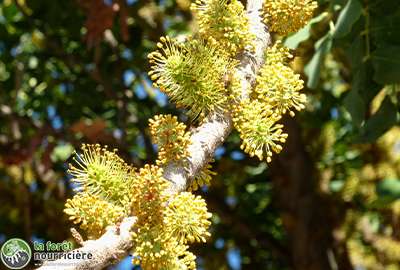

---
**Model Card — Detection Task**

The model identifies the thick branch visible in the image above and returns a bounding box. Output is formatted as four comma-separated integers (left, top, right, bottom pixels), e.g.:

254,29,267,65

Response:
38,217,137,270
164,0,271,193
38,1,270,269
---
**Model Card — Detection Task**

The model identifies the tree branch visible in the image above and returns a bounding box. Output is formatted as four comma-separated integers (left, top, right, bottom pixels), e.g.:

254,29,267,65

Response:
38,1,270,269
38,217,137,270
164,0,271,193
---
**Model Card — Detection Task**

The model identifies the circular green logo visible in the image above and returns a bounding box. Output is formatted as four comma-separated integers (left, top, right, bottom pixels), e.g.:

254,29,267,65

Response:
1,238,31,269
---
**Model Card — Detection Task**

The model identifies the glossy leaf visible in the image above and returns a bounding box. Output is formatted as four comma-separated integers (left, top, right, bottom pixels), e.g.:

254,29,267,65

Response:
284,12,328,49
356,96,398,143
372,45,400,84
304,33,333,89
333,0,363,39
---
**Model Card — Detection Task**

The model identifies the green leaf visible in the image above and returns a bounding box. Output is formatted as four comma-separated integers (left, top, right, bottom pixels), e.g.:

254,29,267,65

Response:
333,0,363,39
0,61,10,81
344,60,381,127
372,45,400,84
344,38,365,126
304,33,333,89
2,2,22,23
330,180,344,192
284,12,328,50
51,144,74,162
343,86,365,127
344,37,382,126
353,62,381,104
370,10,400,47
244,163,267,176
368,178,400,208
376,178,400,202
347,35,364,70
356,96,398,143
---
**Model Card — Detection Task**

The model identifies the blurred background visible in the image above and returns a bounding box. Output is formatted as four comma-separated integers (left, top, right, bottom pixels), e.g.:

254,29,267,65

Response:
1,0,400,269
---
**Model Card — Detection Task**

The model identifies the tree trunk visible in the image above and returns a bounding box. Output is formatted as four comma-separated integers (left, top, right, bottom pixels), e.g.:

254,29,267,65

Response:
270,117,353,270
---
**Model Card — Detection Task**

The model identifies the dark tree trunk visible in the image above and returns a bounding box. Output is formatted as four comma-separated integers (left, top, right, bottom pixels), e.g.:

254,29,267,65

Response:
270,117,353,270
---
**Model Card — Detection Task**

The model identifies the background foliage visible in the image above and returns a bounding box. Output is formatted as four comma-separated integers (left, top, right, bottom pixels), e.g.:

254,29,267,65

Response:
1,0,400,269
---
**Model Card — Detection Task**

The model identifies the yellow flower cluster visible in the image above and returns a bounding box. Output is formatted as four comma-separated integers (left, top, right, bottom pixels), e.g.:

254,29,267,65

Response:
231,42,305,162
65,145,135,238
164,192,212,243
255,63,305,116
264,41,293,65
147,114,216,190
64,193,125,238
132,227,197,270
65,145,213,269
191,0,254,55
255,44,305,117
68,144,133,204
145,1,310,164
373,236,400,262
233,99,288,162
130,167,212,269
189,162,216,191
131,193,211,269
262,0,318,35
149,114,191,165
148,36,235,120
130,165,170,226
